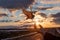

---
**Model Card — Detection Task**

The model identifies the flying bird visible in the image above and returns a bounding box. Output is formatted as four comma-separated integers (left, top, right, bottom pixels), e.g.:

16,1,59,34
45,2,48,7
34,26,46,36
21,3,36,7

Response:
22,8,37,19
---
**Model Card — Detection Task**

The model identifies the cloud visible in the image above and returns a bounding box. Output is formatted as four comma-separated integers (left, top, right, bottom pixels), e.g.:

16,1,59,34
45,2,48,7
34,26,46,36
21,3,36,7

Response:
9,15,17,21
47,7,60,10
40,13,47,18
35,11,47,18
49,12,60,24
19,14,26,17
50,12,60,17
0,0,35,9
19,13,27,20
35,6,53,10
40,0,60,4
0,17,4,20
0,13,8,17
53,18,60,24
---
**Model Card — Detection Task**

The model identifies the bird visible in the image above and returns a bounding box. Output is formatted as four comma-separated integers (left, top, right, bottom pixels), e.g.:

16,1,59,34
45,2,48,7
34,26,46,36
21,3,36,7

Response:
22,8,37,19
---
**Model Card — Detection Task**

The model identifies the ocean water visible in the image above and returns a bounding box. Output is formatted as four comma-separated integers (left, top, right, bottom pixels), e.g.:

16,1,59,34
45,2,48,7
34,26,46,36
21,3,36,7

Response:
0,25,43,40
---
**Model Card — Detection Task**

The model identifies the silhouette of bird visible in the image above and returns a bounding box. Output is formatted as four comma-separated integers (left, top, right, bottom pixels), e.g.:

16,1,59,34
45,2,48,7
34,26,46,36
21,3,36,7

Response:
22,8,37,19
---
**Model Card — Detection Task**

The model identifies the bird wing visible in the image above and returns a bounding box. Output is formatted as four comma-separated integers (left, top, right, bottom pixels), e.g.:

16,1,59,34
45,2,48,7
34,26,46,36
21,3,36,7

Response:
22,8,34,19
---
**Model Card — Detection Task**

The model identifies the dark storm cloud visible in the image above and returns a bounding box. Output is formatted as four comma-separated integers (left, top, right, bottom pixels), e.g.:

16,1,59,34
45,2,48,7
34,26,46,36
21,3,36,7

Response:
50,12,60,24
51,12,60,18
53,18,60,24
0,0,35,9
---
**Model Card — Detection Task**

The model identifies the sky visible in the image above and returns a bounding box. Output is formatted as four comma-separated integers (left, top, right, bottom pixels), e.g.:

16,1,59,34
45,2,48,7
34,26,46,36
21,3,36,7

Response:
0,0,59,29
0,0,60,21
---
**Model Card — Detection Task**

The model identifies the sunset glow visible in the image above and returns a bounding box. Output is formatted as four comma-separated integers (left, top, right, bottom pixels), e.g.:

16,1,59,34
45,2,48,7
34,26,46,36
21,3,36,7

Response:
32,11,60,29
